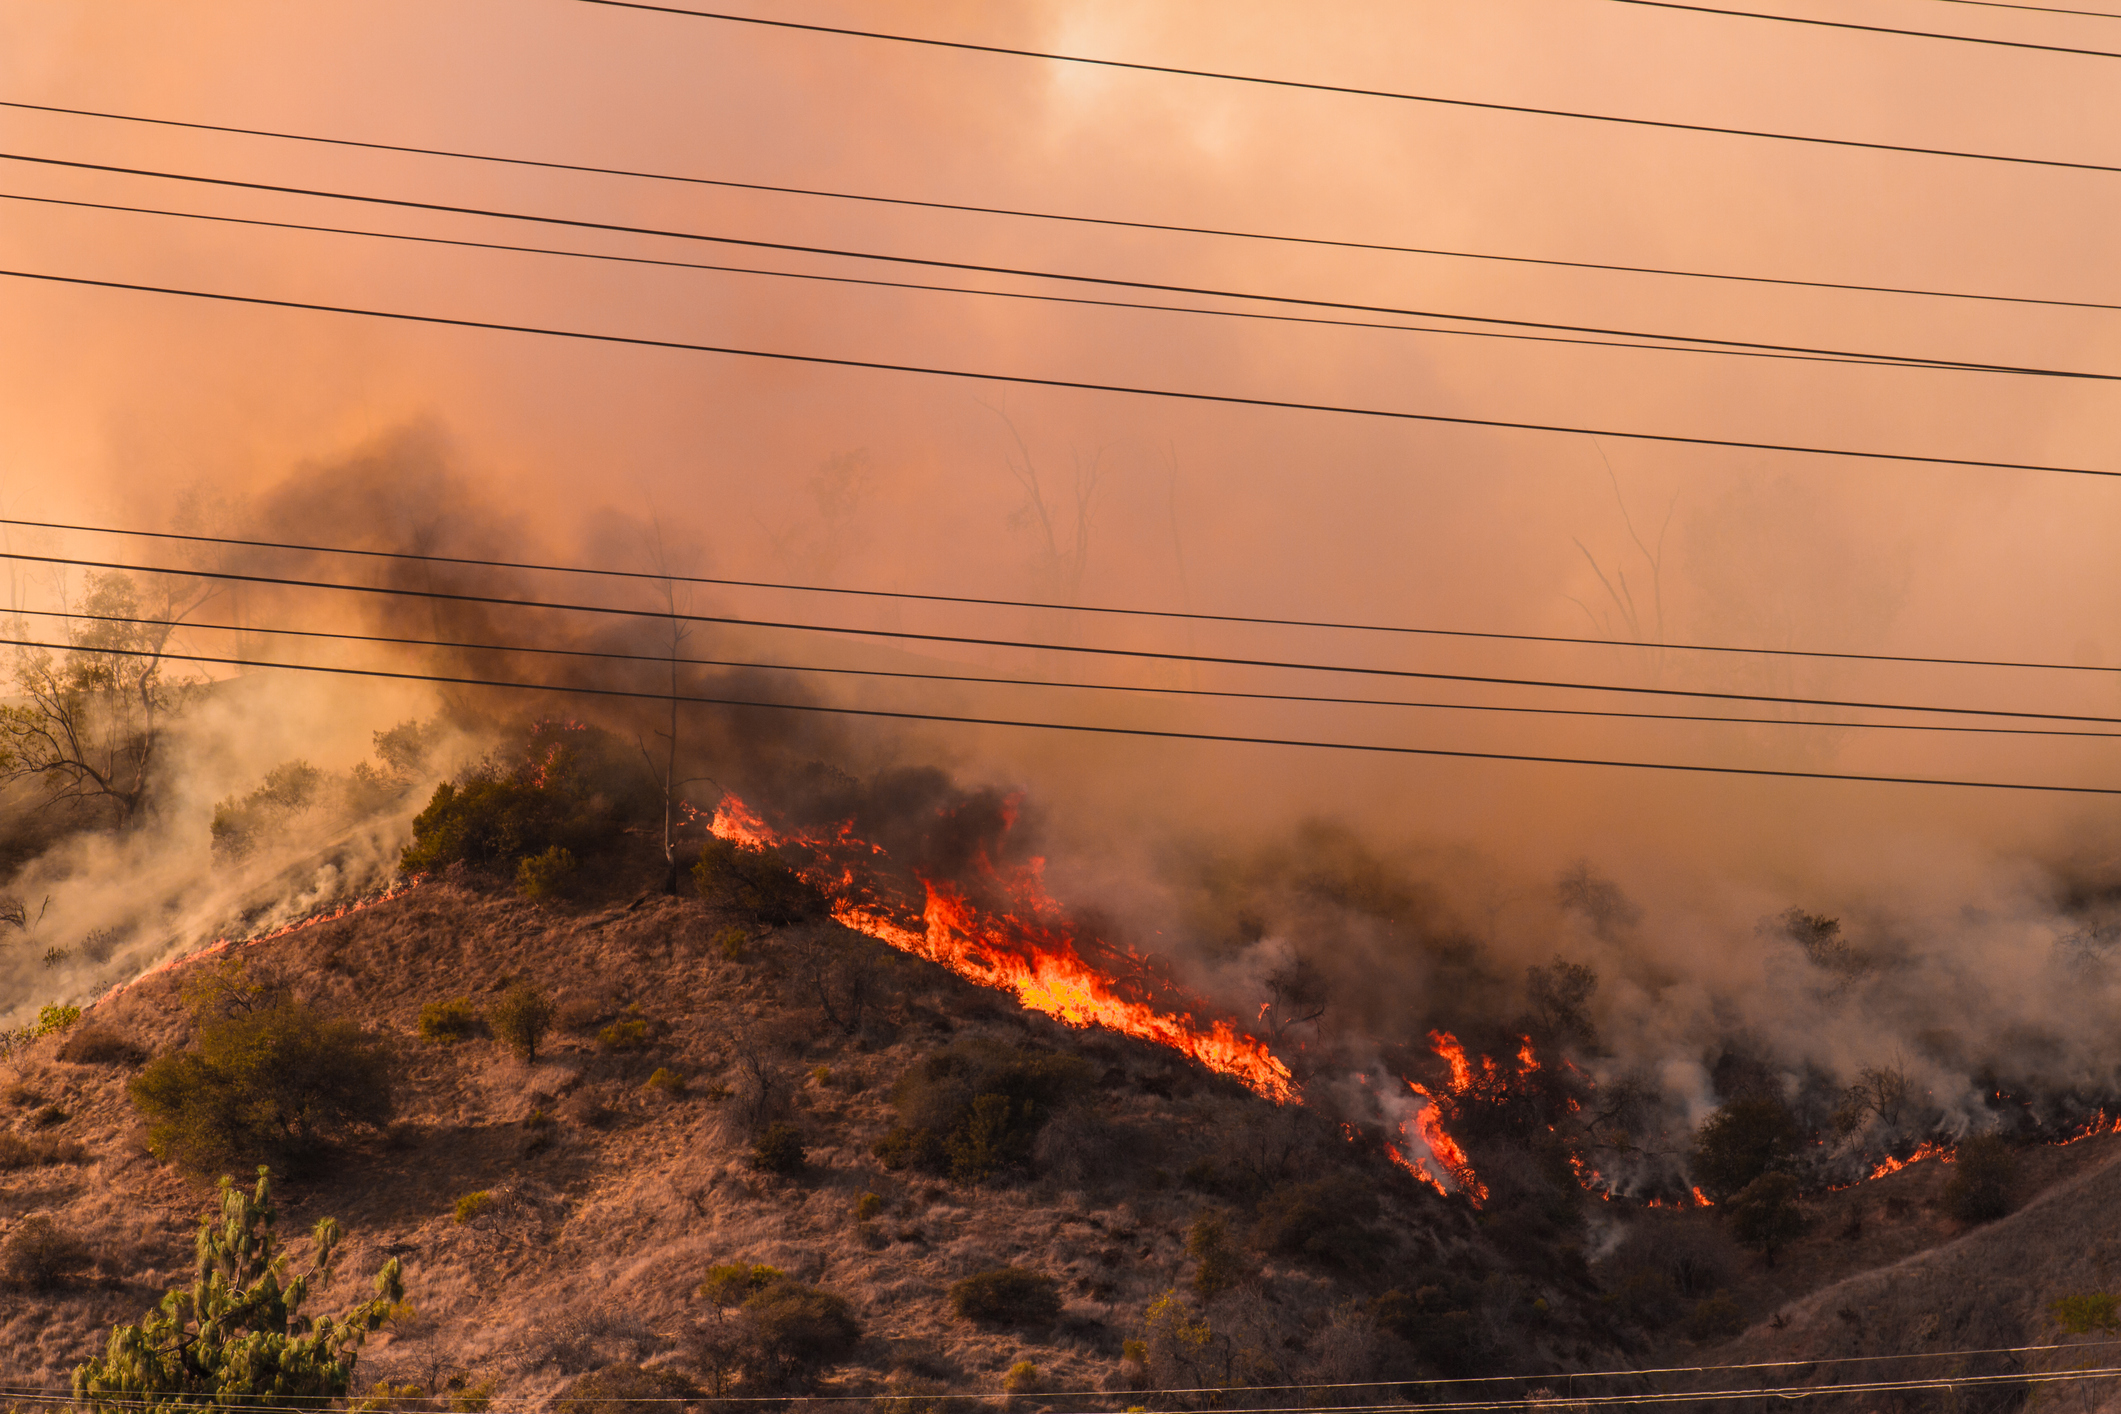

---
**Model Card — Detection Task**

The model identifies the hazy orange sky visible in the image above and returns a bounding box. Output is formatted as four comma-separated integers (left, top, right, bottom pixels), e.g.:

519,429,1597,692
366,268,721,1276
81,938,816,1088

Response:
2,0,2119,909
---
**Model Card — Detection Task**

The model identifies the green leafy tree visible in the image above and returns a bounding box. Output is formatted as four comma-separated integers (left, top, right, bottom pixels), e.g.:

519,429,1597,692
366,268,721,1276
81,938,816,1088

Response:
1726,1172,1807,1266
73,1169,403,1409
489,984,555,1064
1691,1096,1802,1203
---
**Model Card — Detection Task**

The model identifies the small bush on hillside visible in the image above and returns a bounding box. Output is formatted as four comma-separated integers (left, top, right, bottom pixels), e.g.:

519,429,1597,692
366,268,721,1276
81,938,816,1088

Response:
714,926,748,961
752,1123,807,1175
2051,1293,2121,1334
57,1025,148,1066
876,1039,1094,1184
645,1067,686,1095
693,839,824,925
1251,1175,1380,1271
1682,1290,1749,1343
1371,1279,1492,1377
700,1262,784,1306
128,998,394,1173
0,1130,87,1169
948,1268,1063,1328
453,1191,494,1225
417,998,482,1043
2,1214,92,1289
1187,1210,1248,1298
855,1192,884,1221
489,985,555,1063
1944,1135,2018,1222
211,761,327,862
743,1280,863,1386
516,845,578,902
554,1364,697,1414
1691,1096,1802,1203
1003,1361,1040,1394
597,1019,652,1053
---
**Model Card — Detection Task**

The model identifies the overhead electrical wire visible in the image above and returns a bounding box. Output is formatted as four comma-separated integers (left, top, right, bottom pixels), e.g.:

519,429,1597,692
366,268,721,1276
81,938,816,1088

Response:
1602,0,2121,55
0,190,1955,375
3,267,2115,483
8,100,2117,315
6,632,2118,796
14,516,2121,678
28,606,2121,741
6,151,2098,379
573,0,2121,176
12,548,2121,726
1924,0,2121,15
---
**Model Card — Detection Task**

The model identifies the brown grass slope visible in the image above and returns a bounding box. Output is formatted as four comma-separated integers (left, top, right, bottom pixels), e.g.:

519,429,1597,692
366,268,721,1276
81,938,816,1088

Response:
0,842,1627,1402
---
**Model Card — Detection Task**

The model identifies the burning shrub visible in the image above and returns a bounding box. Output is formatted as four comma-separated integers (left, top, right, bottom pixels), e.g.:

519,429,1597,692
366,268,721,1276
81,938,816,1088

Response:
948,1267,1063,1328
210,761,326,862
516,845,578,902
489,984,556,1064
417,997,482,1043
128,996,395,1173
1943,1135,2018,1223
2,1213,93,1289
400,722,649,878
875,1039,1094,1184
692,838,824,925
1690,1096,1802,1203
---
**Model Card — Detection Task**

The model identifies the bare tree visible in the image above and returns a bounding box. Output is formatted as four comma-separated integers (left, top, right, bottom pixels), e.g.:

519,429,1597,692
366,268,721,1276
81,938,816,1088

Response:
0,570,207,826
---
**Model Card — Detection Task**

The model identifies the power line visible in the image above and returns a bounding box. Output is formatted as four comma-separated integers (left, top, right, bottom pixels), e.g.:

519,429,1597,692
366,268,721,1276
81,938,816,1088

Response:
0,189,1954,375
14,548,2121,725
1898,0,2121,17
4,266,2116,483
8,151,2094,378
9,99,2116,314
1603,0,2121,55
14,516,2121,678
7,632,2119,795
574,0,2121,176
31,605,2121,740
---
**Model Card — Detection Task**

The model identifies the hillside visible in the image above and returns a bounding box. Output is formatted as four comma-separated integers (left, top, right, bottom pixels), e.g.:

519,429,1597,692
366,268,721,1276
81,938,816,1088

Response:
0,838,1623,1402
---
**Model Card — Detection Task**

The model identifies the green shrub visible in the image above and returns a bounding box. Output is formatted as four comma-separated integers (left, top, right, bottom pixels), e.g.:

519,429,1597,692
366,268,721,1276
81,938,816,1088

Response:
2052,1293,2121,1334
1187,1211,1247,1298
597,1019,652,1053
1681,1289,1749,1343
1250,1176,1380,1271
1002,1361,1040,1394
554,1364,697,1414
128,999,394,1173
875,1039,1094,1184
34,1004,81,1036
398,722,652,877
855,1192,884,1221
948,1268,1063,1327
1944,1135,2018,1223
417,998,481,1043
714,926,748,961
453,1191,493,1225
1691,1096,1802,1203
70,1169,402,1406
700,1261,784,1306
693,839,824,925
742,1280,863,1384
752,1123,807,1175
646,1067,687,1095
516,845,578,902
1727,1172,1807,1265
2,1213,92,1289
489,984,555,1064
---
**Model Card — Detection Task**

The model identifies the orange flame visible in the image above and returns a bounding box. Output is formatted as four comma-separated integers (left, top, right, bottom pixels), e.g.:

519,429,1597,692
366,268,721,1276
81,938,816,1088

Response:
1865,1139,1953,1181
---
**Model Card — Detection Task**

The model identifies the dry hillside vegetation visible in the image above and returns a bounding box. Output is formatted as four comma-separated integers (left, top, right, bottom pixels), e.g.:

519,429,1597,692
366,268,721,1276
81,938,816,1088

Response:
0,840,1624,1402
